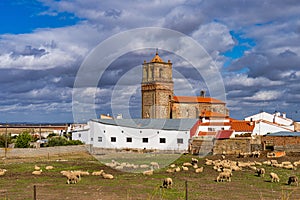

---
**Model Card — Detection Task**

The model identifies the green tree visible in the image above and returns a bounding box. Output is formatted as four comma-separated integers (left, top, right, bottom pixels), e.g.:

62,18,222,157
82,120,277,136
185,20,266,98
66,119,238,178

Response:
47,136,68,147
15,132,33,148
0,134,11,147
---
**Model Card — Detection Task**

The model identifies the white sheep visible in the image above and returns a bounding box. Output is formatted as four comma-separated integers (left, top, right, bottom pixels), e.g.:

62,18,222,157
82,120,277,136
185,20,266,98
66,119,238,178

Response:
45,166,54,170
150,162,160,169
270,172,280,183
166,168,175,173
66,173,79,184
102,172,114,179
175,167,181,172
183,162,193,167
0,169,7,176
32,170,42,175
195,167,203,173
34,165,41,171
191,158,198,164
162,177,173,188
92,170,104,176
216,172,231,182
140,164,149,169
182,166,189,171
143,170,154,176
170,164,176,168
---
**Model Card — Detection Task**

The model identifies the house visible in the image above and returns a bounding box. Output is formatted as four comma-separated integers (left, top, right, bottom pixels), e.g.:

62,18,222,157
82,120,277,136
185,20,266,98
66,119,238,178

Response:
72,118,197,152
245,111,294,135
261,131,300,152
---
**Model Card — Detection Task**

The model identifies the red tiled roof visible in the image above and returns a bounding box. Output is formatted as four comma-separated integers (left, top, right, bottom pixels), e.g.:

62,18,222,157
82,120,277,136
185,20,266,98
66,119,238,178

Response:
200,122,231,126
215,130,234,139
230,121,254,132
173,96,225,104
199,111,228,118
198,131,217,136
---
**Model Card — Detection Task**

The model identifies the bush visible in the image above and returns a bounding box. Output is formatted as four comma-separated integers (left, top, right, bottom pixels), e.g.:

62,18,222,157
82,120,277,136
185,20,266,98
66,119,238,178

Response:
0,134,11,148
47,136,68,147
15,132,33,148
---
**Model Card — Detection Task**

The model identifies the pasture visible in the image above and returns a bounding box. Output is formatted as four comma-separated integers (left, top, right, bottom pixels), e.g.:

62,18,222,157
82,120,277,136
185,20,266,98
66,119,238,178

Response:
0,151,300,200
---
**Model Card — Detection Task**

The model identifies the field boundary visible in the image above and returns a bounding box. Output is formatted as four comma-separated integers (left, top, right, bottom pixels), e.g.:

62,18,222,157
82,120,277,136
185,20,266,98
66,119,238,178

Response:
0,145,89,158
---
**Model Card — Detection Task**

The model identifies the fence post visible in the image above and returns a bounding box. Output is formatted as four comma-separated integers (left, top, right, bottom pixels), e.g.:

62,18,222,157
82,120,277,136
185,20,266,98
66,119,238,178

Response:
185,180,188,200
33,185,37,200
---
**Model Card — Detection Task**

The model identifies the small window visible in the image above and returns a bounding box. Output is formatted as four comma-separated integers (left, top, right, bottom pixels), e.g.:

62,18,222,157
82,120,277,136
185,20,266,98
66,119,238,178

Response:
126,137,132,143
159,138,166,143
91,137,93,141
208,127,215,131
177,138,183,144
142,138,148,143
98,137,102,142
103,130,106,133
78,134,81,138
157,131,160,134
121,130,124,133
140,130,142,133
111,137,116,142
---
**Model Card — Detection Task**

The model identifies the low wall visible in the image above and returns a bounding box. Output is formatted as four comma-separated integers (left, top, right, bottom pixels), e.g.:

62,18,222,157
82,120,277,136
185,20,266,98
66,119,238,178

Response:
213,138,252,155
0,145,89,158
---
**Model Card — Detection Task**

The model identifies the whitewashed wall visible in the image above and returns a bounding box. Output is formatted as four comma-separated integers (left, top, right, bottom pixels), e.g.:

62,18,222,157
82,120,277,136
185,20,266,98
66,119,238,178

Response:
252,121,293,135
85,121,190,151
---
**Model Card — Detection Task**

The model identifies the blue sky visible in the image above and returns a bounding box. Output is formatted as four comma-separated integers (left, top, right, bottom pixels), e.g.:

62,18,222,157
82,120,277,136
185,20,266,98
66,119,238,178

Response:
0,0,300,123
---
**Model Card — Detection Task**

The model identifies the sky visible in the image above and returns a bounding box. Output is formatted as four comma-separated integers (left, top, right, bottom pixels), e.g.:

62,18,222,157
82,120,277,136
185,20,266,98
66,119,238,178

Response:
0,0,300,123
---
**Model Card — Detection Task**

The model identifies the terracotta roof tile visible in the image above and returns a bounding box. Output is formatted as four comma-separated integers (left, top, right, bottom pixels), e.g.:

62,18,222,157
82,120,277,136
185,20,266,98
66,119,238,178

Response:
173,96,225,104
230,121,254,132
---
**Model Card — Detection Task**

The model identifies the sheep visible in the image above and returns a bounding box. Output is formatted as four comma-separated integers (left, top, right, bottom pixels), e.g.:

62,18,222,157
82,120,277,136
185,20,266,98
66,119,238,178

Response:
191,158,198,164
216,172,231,182
288,176,299,186
162,177,173,188
182,166,189,171
166,168,175,173
175,167,181,172
195,167,203,173
270,172,280,183
102,172,114,179
183,162,193,167
140,164,149,169
150,162,160,169
193,164,199,169
45,166,54,170
143,170,154,176
32,170,42,175
222,168,232,176
92,170,104,176
256,168,265,177
0,169,7,176
170,164,176,168
66,174,79,184
34,165,41,171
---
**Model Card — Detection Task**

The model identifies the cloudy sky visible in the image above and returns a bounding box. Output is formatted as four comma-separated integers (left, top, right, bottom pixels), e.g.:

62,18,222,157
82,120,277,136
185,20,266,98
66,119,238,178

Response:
0,0,300,123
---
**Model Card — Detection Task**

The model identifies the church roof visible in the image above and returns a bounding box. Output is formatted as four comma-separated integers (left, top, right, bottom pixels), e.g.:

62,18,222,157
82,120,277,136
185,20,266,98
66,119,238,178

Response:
173,96,225,104
151,51,164,63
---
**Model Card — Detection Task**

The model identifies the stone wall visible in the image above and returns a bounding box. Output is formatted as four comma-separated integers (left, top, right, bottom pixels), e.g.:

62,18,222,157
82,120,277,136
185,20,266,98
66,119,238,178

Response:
213,138,252,155
0,145,89,158
262,136,300,152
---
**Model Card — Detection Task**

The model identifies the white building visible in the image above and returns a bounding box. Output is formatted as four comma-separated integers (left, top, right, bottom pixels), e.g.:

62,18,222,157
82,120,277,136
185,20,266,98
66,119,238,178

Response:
245,111,294,135
72,118,197,151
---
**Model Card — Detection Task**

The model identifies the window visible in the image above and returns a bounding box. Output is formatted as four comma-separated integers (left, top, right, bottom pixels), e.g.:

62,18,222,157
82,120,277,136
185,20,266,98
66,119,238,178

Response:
91,137,93,141
208,127,215,131
177,138,183,144
126,137,132,143
111,137,116,142
78,134,81,138
140,130,142,133
103,130,106,133
121,130,124,133
142,138,148,143
98,137,102,142
159,138,166,143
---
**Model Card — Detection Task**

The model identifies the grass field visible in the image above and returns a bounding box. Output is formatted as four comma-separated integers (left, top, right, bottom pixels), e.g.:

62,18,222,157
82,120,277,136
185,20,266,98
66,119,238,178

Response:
1,151,300,200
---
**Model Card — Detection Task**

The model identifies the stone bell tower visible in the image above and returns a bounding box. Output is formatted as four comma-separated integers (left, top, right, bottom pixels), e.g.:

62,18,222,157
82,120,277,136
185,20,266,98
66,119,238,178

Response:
141,50,174,119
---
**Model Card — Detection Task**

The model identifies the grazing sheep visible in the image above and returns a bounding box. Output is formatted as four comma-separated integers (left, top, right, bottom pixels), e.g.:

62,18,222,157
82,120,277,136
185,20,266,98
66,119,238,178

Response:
170,164,176,168
195,167,203,173
166,168,175,173
182,166,189,171
270,172,280,183
150,162,160,169
183,162,193,167
0,169,7,176
216,172,231,182
32,170,42,175
162,177,173,188
191,158,198,164
222,168,232,176
66,174,79,184
140,164,149,169
193,164,198,169
92,170,104,176
256,168,265,177
45,166,54,170
34,165,40,171
288,176,299,186
143,170,154,176
102,172,114,179
175,167,181,172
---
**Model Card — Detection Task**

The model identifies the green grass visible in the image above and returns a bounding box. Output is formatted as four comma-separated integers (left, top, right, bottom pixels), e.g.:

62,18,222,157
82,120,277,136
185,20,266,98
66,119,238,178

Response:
1,153,300,199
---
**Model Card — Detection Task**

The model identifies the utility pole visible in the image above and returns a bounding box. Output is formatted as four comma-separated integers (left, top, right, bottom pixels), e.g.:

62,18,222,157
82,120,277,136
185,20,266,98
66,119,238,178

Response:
5,122,8,158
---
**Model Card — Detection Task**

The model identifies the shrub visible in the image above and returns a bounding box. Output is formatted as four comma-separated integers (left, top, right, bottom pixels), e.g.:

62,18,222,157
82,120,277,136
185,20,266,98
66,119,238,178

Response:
0,134,12,147
15,132,33,148
47,136,68,147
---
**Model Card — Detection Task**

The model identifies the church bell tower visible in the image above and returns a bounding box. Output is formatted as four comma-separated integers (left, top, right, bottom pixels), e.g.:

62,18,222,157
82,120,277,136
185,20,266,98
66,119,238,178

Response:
141,50,174,119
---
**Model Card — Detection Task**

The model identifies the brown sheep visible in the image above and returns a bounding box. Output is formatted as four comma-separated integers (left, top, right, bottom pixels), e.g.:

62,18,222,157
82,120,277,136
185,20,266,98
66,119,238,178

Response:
288,176,298,186
256,168,265,177
162,177,173,188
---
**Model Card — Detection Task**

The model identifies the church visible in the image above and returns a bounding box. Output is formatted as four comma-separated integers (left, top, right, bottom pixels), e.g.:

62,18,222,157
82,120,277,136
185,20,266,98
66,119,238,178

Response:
141,51,229,119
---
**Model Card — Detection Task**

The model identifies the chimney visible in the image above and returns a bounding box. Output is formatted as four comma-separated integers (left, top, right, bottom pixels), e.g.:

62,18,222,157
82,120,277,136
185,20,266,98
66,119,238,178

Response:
282,112,286,118
200,90,206,97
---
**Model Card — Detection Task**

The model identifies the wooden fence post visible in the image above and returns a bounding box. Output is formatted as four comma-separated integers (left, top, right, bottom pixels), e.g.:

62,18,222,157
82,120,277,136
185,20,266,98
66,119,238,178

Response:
33,185,37,200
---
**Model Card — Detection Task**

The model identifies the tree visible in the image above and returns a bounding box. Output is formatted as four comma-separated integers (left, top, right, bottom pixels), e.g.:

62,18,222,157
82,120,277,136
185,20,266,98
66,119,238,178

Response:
15,132,33,148
0,134,11,148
